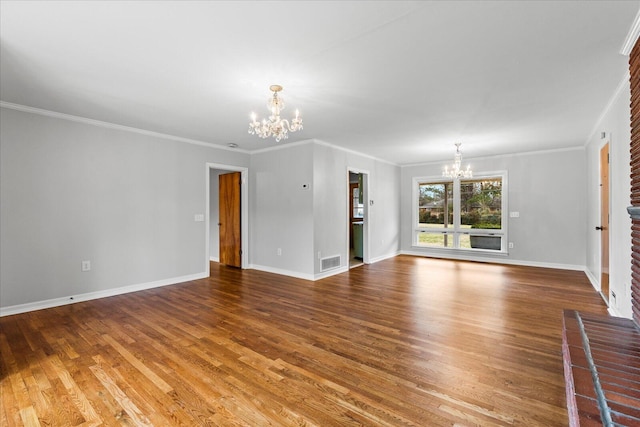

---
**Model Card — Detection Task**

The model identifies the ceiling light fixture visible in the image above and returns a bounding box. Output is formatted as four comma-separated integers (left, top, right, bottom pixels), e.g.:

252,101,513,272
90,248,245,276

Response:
248,85,303,142
443,142,472,179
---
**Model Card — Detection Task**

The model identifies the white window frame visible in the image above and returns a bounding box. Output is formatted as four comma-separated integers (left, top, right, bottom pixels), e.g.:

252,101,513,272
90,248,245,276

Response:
412,171,508,253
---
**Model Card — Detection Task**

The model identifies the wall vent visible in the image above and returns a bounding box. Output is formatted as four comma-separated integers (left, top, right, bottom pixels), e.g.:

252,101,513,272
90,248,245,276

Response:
321,255,341,272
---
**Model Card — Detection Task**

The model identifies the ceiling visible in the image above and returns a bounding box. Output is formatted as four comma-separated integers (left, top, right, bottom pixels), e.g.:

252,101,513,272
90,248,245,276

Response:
1,1,638,165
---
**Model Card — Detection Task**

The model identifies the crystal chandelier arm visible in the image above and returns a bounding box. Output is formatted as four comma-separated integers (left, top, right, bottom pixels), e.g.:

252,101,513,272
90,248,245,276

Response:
248,85,303,141
442,142,472,179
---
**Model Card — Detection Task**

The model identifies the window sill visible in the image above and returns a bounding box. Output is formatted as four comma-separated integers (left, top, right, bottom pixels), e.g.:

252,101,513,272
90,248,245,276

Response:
410,245,509,257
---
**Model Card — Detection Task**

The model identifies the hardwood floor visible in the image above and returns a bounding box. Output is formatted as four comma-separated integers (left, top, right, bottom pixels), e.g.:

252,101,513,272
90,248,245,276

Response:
1,256,609,426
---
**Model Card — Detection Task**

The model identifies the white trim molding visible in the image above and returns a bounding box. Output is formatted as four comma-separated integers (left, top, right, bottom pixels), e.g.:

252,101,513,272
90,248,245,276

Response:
400,250,586,272
249,264,316,281
586,72,631,144
621,7,640,56
0,272,208,317
0,101,249,153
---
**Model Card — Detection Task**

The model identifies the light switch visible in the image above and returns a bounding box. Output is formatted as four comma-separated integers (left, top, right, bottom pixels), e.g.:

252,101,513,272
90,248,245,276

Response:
194,214,204,222
509,212,520,218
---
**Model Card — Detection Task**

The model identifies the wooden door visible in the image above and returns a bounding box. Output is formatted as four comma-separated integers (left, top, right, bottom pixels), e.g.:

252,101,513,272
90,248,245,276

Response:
599,143,609,302
219,172,241,268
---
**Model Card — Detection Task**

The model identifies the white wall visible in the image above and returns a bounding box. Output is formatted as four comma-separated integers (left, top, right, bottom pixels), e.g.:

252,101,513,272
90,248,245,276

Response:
585,77,632,318
0,107,249,311
400,148,587,268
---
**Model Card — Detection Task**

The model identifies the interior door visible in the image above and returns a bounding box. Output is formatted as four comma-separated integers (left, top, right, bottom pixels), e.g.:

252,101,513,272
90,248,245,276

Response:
599,143,610,302
219,172,241,267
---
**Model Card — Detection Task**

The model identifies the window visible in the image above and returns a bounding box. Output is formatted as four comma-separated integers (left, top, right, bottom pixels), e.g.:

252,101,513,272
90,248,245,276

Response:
352,186,364,219
414,173,507,252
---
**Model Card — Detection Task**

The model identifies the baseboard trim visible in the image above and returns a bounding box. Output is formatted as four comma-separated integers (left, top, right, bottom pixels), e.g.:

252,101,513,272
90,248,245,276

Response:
249,254,402,281
0,272,208,317
400,250,585,271
369,251,401,264
314,266,349,280
249,264,315,281
608,306,623,317
584,268,600,292
210,256,219,262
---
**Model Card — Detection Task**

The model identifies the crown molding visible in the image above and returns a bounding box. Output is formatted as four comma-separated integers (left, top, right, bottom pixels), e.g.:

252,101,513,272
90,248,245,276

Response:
0,101,250,154
313,139,399,166
585,71,630,144
400,145,585,168
249,138,315,155
621,7,640,55
249,137,399,167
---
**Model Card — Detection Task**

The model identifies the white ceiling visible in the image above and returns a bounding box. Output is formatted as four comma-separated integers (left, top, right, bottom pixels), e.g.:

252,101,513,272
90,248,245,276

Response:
1,1,638,165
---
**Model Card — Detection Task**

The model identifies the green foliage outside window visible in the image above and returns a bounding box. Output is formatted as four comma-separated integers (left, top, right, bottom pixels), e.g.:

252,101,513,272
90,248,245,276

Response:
418,179,502,229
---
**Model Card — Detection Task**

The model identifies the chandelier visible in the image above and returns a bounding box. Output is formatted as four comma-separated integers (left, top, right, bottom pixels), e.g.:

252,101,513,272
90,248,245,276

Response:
248,85,303,142
443,142,472,179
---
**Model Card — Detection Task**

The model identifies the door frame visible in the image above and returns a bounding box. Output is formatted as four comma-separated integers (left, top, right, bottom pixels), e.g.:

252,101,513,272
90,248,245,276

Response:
206,163,249,274
346,167,370,267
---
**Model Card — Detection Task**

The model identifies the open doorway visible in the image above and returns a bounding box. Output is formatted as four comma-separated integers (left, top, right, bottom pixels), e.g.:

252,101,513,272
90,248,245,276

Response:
347,169,368,268
206,163,249,275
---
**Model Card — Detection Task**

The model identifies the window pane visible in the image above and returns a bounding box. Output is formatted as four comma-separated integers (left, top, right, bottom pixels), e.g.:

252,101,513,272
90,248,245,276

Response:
352,188,363,218
460,178,502,230
418,182,453,228
416,232,454,248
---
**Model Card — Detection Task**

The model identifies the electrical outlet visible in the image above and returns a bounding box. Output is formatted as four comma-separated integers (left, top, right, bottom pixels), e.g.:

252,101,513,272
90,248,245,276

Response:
277,248,282,256
508,242,514,249
81,260,91,272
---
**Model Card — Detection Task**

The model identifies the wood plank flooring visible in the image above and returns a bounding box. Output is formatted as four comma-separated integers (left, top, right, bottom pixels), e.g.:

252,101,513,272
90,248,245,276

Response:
1,256,609,426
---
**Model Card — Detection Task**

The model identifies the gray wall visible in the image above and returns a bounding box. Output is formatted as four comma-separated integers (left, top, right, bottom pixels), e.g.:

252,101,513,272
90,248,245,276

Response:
249,140,401,279
1,107,249,309
3,102,615,313
585,78,632,318
313,142,400,272
400,148,587,268
249,142,315,277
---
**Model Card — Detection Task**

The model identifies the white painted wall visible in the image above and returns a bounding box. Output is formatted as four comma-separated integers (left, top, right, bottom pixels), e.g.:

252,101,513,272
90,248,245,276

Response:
400,148,587,268
585,77,632,318
0,107,249,310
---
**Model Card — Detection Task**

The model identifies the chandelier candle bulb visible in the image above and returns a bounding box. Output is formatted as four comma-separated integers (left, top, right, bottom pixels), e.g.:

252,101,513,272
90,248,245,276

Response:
443,142,473,179
248,85,303,142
